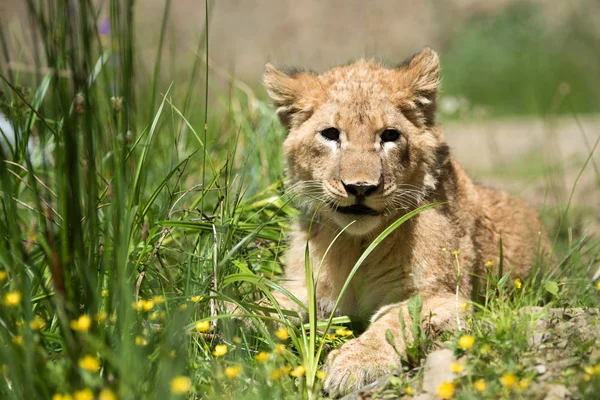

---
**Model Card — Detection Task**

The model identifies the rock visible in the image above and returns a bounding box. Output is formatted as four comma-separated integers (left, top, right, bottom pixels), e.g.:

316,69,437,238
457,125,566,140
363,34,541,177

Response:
530,332,552,346
535,364,547,375
543,384,570,400
421,349,456,394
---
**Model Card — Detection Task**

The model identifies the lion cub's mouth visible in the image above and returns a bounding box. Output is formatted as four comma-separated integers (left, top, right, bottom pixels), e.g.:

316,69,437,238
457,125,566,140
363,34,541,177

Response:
335,204,380,216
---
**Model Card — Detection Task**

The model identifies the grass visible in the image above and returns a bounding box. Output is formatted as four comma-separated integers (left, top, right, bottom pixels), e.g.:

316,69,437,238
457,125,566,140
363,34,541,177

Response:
0,1,599,399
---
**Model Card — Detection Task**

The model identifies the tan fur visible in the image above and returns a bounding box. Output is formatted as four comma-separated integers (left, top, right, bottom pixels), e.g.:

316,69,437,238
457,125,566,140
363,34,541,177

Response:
263,48,551,397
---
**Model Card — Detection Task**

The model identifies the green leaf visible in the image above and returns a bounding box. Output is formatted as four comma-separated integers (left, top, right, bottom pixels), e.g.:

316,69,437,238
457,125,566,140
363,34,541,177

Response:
407,294,422,341
545,281,559,296
497,271,512,288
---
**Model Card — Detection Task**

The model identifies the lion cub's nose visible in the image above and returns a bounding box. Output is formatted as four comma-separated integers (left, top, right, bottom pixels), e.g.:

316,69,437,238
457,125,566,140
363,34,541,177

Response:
342,181,380,198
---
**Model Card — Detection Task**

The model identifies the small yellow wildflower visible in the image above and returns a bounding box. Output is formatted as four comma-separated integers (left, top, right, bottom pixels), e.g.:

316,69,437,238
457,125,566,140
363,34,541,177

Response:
480,344,491,355
484,261,493,268
270,369,283,380
335,328,353,337
405,386,413,395
0,270,6,281
515,278,522,289
101,289,109,297
29,316,46,331
135,336,149,346
170,376,191,394
442,247,447,252
275,327,289,340
459,303,470,311
98,388,117,400
500,373,518,388
73,388,94,400
95,311,107,323
584,366,594,374
596,281,600,290
189,296,203,303
450,362,464,373
290,365,306,377
316,370,327,380
518,378,530,390
12,336,23,346
224,365,242,379
274,343,286,354
153,295,165,304
5,291,22,307
212,344,228,357
233,336,242,344
255,351,270,363
71,315,92,332
458,335,475,350
594,364,600,374
326,333,337,340
452,250,460,256
133,300,154,312
436,381,455,399
474,379,487,392
52,394,73,400
195,321,210,333
78,355,101,372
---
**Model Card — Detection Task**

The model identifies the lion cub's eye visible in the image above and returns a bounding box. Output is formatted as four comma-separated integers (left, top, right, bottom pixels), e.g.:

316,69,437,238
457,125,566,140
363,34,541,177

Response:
381,129,401,142
320,127,340,141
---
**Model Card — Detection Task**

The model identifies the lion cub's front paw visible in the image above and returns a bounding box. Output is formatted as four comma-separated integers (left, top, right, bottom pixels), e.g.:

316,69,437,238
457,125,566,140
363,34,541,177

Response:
323,337,400,398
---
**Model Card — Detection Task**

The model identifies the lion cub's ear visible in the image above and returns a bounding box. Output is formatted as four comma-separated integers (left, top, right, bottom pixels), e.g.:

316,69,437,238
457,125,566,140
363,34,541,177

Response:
263,64,321,130
397,47,440,126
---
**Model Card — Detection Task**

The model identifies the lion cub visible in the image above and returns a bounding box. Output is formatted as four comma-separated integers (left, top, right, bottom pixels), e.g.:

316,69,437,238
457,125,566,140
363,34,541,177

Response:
263,48,550,396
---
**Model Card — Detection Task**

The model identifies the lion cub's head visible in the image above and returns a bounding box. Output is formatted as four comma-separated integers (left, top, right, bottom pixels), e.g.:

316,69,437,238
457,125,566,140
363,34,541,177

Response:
264,48,448,235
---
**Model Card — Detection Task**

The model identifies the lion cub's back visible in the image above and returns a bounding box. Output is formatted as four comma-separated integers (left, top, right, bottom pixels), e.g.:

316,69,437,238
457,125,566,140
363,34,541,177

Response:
474,185,551,278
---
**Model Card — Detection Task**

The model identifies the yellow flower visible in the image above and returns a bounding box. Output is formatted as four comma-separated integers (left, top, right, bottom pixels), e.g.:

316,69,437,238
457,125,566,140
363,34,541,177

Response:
153,295,165,304
405,386,413,396
78,355,101,372
480,344,491,355
584,366,594,374
519,378,530,390
515,278,522,289
12,336,23,346
5,291,22,307
98,388,117,400
73,388,94,400
316,370,327,380
451,250,459,256
596,281,600,290
326,333,337,340
71,315,92,332
335,328,353,337
473,379,487,392
436,381,455,399
0,270,6,281
189,296,203,303
274,343,286,354
195,321,210,333
255,351,270,363
52,394,73,400
135,336,148,346
177,303,187,311
484,261,493,268
212,344,227,357
170,376,191,394
442,247,447,252
290,365,306,377
95,311,107,323
270,366,291,380
133,300,154,312
275,327,289,340
500,373,518,388
459,303,470,310
233,336,242,344
224,365,242,379
458,335,475,350
29,316,46,331
449,362,464,373
101,289,109,297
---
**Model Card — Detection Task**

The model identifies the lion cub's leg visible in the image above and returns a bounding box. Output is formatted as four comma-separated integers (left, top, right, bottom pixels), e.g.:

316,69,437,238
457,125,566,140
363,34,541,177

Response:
324,293,466,397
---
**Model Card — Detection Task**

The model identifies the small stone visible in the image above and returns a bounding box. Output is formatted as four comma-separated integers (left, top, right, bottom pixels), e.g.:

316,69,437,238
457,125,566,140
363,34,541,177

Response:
555,340,568,349
422,349,456,394
535,364,547,375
